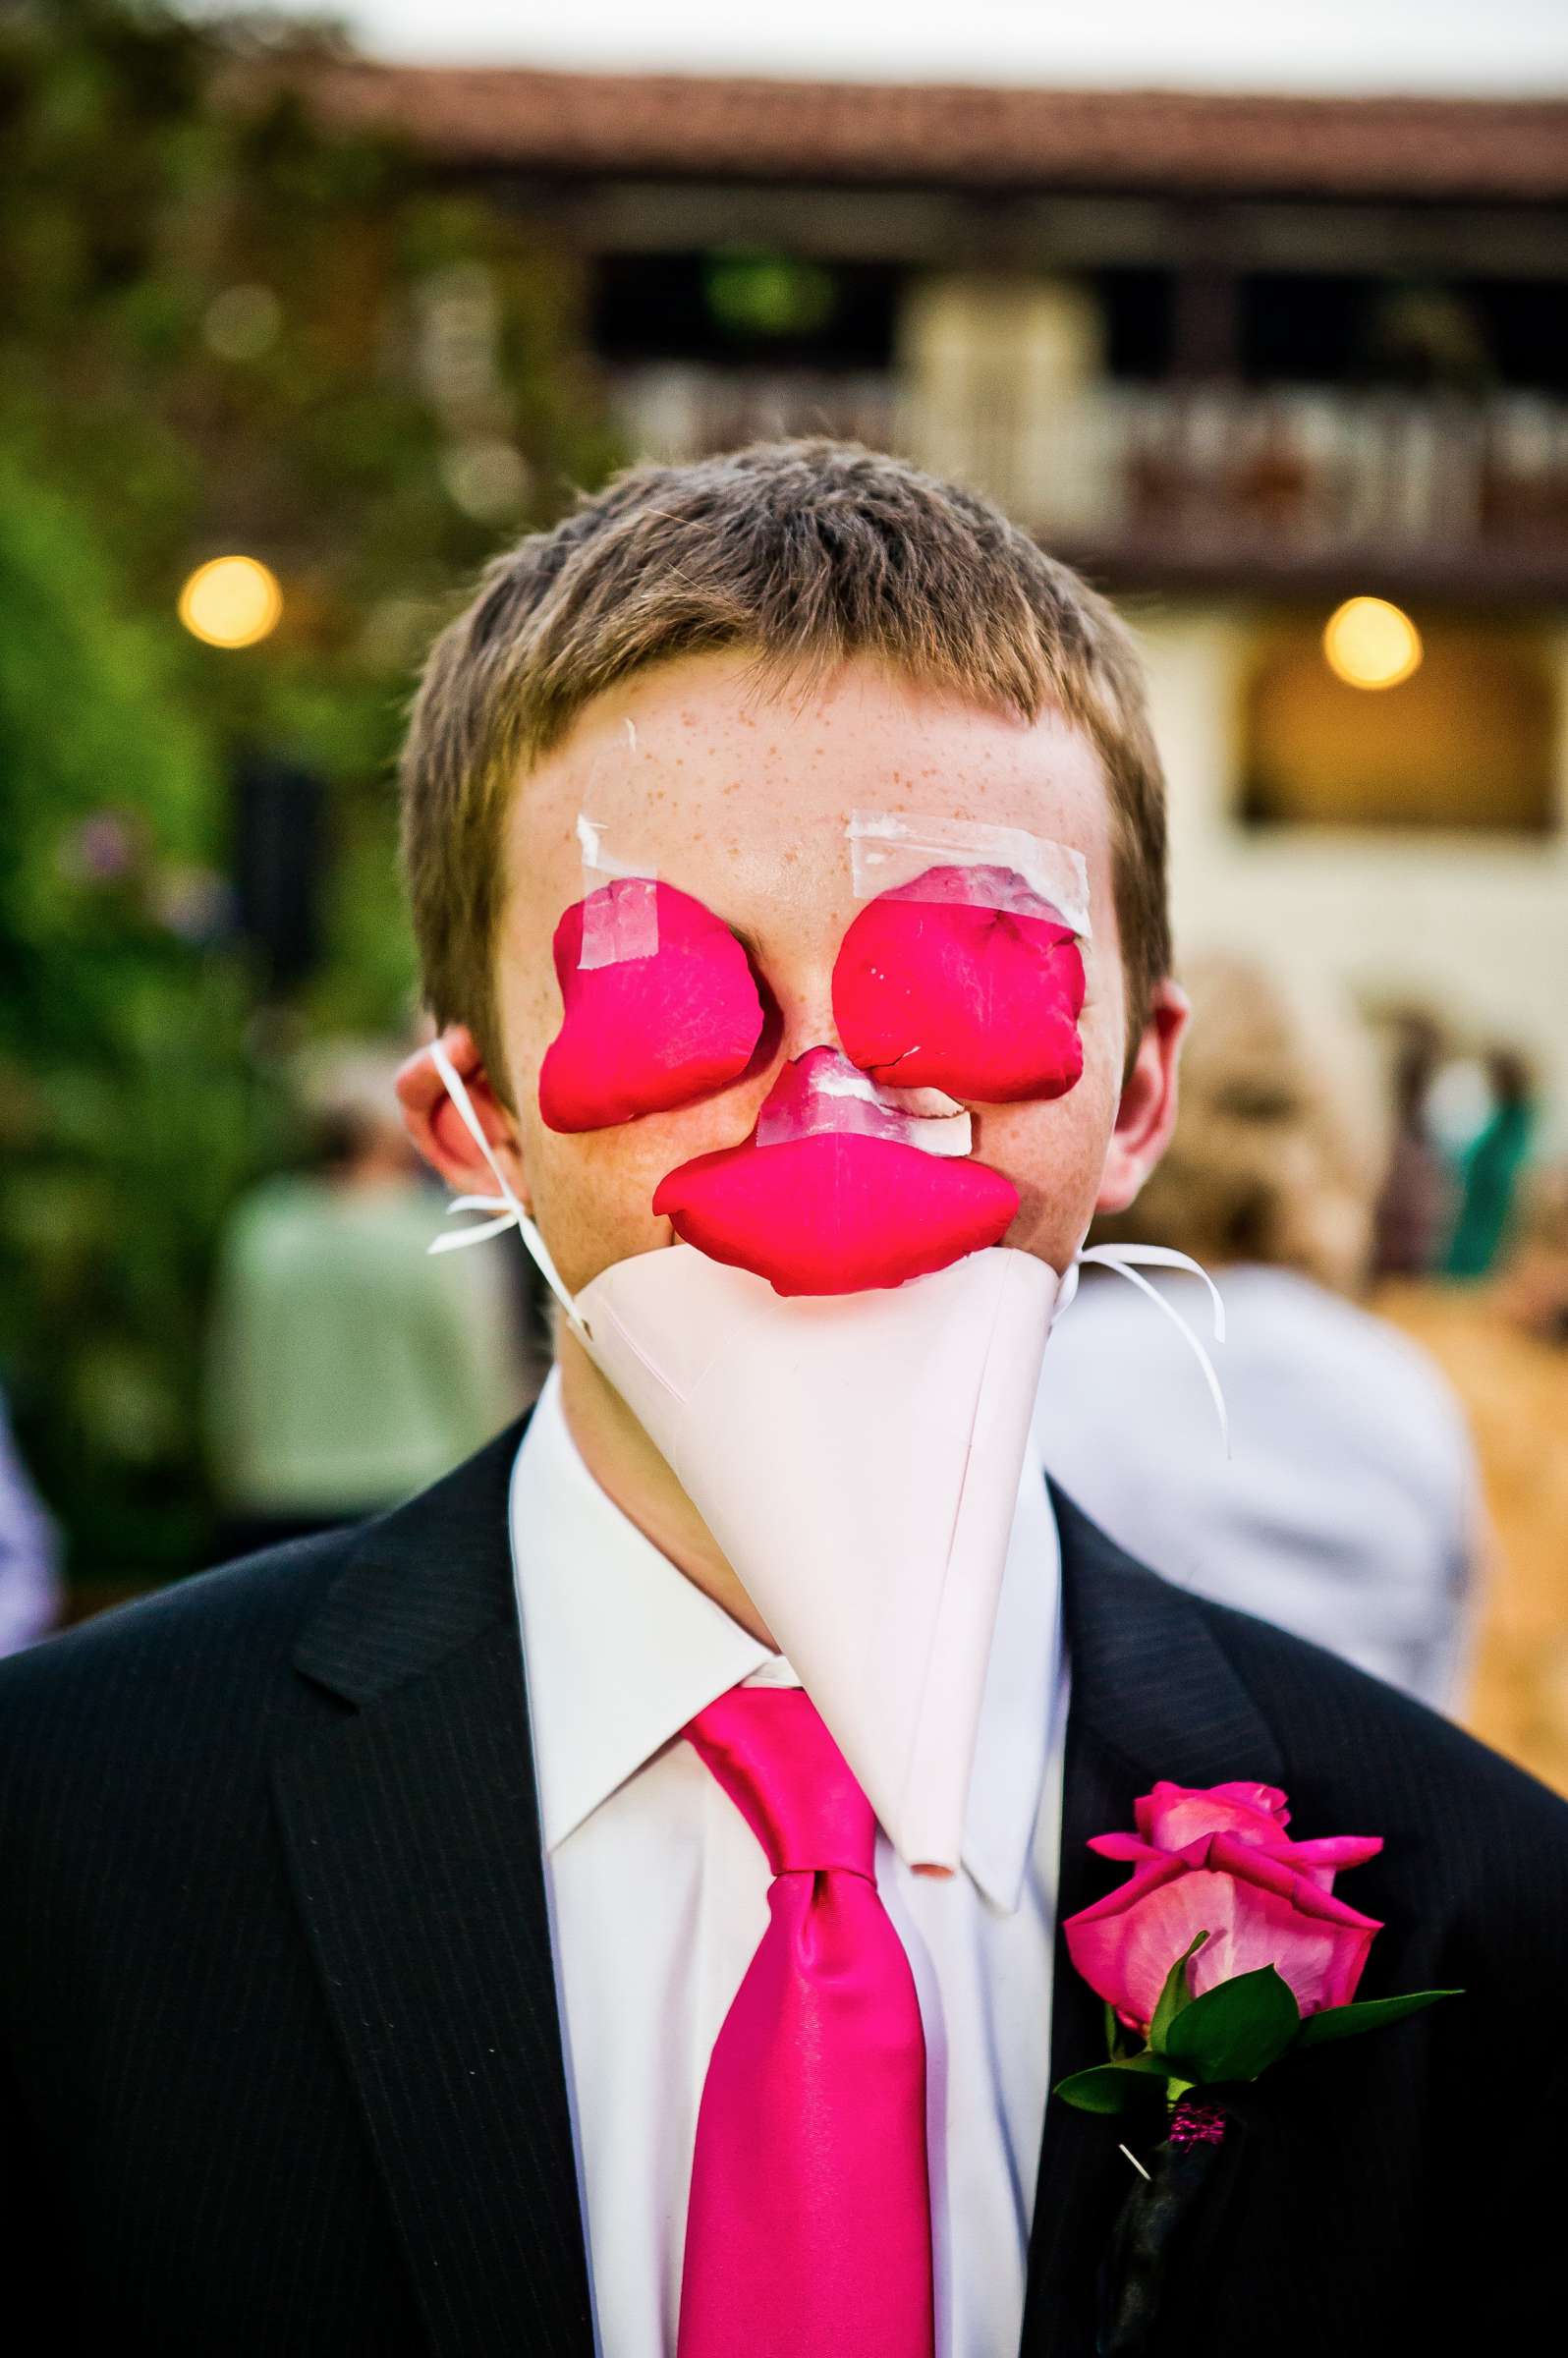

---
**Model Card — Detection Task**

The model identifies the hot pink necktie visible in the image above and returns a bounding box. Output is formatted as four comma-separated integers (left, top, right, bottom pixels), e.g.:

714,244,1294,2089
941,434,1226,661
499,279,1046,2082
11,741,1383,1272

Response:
677,1685,934,2358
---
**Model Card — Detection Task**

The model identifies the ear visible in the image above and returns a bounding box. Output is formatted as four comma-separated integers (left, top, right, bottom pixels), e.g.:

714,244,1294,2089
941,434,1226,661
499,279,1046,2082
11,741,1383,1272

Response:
395,1024,532,1210
1095,980,1187,1216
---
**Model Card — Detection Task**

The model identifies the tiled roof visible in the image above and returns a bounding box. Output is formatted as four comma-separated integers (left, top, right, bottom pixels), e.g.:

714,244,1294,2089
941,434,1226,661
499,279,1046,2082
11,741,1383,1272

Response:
295,62,1568,201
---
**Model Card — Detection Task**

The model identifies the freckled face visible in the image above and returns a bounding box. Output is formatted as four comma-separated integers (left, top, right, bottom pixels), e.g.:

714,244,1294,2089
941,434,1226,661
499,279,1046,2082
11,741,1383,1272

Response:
493,649,1127,1299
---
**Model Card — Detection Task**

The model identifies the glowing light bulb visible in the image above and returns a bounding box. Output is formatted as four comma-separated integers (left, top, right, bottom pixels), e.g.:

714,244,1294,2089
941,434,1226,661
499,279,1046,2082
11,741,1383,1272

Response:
1322,596,1422,691
177,555,283,649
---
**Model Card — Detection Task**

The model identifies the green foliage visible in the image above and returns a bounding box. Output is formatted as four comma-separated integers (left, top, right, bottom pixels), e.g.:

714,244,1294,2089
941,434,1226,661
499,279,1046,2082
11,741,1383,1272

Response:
0,2,618,1579
1056,1952,1460,2116
1161,1965,1301,2085
0,449,287,1573
1148,1930,1208,2053
1294,1990,1459,2048
1052,2054,1174,2115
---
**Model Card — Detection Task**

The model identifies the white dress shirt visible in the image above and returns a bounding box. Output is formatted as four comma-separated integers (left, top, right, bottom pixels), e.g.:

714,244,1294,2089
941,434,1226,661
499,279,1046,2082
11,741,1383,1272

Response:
508,1372,1069,2358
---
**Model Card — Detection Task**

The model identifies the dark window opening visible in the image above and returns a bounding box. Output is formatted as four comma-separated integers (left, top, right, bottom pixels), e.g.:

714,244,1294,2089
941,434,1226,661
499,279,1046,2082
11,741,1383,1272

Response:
591,251,901,370
1238,273,1568,396
1093,268,1174,380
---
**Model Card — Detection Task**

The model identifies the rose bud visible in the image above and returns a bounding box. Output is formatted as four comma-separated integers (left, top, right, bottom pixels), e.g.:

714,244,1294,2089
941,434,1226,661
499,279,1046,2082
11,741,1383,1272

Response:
1065,1780,1384,2033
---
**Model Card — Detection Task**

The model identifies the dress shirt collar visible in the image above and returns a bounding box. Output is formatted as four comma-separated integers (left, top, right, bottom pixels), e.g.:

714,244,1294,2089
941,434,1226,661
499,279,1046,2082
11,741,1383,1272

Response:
509,1369,1062,1913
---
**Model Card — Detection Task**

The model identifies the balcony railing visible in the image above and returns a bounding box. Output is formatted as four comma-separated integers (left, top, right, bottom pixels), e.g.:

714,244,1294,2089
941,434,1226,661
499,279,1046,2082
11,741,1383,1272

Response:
607,364,1568,590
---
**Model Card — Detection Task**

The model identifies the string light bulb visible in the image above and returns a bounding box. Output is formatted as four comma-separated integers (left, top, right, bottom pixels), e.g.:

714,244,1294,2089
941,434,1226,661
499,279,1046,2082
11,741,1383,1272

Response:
1322,596,1422,691
177,555,283,649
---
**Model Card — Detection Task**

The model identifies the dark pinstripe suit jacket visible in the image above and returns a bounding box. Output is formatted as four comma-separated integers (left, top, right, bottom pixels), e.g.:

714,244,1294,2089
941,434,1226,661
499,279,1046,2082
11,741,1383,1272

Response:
2,1418,1564,2355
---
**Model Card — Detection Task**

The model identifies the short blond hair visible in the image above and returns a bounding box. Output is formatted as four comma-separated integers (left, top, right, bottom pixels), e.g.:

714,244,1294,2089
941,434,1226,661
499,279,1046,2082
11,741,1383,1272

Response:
399,440,1169,1095
1095,953,1391,1293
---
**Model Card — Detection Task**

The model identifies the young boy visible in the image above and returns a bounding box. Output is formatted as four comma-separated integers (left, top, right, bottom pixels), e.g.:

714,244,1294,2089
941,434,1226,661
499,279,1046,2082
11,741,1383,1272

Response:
1,442,1563,2356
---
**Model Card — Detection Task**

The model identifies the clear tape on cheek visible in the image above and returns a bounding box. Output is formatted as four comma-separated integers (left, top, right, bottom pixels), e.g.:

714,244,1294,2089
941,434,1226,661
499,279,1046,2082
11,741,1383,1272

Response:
576,812,660,971
847,809,1092,937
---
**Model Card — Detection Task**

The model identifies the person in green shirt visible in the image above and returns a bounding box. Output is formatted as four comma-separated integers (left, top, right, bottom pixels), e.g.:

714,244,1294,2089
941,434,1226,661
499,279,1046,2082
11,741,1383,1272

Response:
203,1046,531,1560
1445,1045,1538,1281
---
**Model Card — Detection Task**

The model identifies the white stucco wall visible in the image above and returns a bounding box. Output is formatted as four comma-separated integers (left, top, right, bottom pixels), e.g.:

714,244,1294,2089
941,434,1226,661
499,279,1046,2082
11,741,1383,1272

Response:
1136,606,1568,1150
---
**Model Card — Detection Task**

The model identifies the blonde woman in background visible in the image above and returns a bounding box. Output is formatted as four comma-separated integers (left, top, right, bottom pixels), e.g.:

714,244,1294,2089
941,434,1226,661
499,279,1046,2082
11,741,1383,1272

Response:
1035,953,1481,1712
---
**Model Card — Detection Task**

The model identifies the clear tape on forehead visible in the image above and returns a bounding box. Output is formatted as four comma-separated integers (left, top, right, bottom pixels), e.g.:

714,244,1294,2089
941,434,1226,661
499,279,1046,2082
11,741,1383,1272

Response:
847,810,1092,937
576,811,660,971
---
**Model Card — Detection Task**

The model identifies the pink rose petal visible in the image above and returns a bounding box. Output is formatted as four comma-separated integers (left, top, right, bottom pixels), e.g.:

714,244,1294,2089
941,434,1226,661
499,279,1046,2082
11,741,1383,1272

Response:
538,880,763,1133
1087,1831,1165,1865
1137,1780,1293,1854
1068,1860,1379,2032
1132,1780,1380,1895
652,1130,1019,1296
832,863,1085,1102
1281,1834,1384,1892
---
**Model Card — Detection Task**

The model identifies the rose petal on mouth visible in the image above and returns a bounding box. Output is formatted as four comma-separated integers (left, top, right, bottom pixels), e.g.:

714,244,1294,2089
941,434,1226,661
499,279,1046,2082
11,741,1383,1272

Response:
538,879,763,1132
832,883,1086,1103
652,1131,1020,1295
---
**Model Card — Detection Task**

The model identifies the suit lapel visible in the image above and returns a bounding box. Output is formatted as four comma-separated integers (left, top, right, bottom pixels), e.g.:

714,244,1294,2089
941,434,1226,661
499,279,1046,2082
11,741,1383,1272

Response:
1021,1485,1287,2354
273,1420,594,2358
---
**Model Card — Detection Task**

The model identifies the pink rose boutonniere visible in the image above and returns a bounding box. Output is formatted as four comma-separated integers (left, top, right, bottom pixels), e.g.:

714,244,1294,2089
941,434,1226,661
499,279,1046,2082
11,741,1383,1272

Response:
1055,1781,1461,2352
1059,1780,1457,2109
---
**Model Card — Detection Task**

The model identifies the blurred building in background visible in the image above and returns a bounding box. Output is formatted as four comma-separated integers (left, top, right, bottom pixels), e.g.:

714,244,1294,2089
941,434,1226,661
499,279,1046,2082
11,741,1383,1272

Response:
305,62,1568,1125
6,18,1565,1776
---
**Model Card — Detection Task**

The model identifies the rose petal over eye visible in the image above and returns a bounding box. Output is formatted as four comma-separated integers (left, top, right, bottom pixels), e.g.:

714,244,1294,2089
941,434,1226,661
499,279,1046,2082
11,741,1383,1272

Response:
833,865,1086,1103
538,880,763,1133
653,1131,1019,1295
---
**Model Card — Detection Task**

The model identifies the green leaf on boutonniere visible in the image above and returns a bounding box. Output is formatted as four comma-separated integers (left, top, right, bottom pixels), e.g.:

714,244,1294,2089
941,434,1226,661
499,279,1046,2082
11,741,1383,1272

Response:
1054,2053,1175,2114
1294,1989,1462,2049
1148,1929,1209,2056
1162,1964,1301,2085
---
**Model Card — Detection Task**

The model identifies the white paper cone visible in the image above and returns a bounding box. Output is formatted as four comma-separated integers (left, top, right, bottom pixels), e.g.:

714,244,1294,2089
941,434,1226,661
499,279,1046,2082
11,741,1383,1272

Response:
575,1242,1059,1870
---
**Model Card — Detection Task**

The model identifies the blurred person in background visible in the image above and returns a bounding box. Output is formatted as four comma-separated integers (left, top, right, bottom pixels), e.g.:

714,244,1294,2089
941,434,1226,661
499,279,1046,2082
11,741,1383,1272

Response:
0,1389,60,1657
203,1043,529,1559
1372,1006,1456,1277
1445,1043,1538,1280
1036,953,1481,1711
